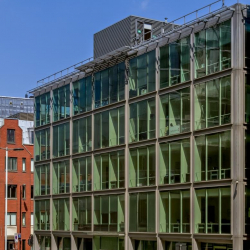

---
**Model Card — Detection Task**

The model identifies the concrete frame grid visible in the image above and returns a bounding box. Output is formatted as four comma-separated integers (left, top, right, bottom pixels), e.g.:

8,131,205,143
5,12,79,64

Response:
33,3,247,250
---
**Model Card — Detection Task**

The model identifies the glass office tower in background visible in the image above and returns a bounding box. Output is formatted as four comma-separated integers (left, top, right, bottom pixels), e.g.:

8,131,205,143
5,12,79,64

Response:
30,2,250,250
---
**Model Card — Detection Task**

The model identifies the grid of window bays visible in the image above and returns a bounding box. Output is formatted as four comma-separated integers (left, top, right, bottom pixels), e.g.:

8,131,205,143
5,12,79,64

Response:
34,20,234,237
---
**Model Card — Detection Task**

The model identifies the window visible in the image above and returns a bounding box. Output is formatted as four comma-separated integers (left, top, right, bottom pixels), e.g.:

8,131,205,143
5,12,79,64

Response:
159,138,190,184
53,160,70,194
129,145,155,187
195,187,231,234
73,76,92,114
72,196,92,231
22,185,26,199
73,116,92,154
53,84,70,122
7,213,16,226
22,213,26,226
94,150,125,191
7,129,15,143
94,62,125,108
129,98,155,142
31,185,34,199
129,192,155,232
201,243,232,250
93,237,124,250
94,106,125,149
35,164,50,196
53,198,70,231
160,190,190,233
194,20,231,78
194,75,231,130
72,157,92,192
31,159,34,172
35,92,50,127
160,36,190,88
35,128,50,161
31,213,34,226
6,157,17,171
135,240,157,250
7,185,17,198
159,87,190,137
129,50,155,98
53,123,70,158
94,194,125,232
39,236,51,249
35,200,50,230
194,131,231,181
165,242,192,250
22,158,26,171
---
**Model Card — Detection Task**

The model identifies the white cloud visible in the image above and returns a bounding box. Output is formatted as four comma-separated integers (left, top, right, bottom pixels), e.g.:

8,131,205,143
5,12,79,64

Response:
141,0,149,10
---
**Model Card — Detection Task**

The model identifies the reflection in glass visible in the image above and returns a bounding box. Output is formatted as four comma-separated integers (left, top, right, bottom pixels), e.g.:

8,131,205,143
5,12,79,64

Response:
159,87,190,137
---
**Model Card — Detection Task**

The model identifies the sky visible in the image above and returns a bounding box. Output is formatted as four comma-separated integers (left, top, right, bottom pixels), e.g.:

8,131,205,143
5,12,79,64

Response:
0,0,247,97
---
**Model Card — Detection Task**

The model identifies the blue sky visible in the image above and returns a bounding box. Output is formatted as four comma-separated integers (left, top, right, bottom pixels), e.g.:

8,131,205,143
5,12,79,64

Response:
0,0,247,97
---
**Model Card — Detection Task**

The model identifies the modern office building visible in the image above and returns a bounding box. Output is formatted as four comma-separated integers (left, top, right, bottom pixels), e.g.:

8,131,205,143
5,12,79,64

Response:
0,96,34,119
0,116,34,250
30,1,250,250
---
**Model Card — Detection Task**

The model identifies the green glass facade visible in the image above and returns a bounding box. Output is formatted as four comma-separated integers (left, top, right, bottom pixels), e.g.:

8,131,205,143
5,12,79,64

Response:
33,9,249,249
129,50,155,97
35,92,50,127
160,37,190,88
35,128,50,161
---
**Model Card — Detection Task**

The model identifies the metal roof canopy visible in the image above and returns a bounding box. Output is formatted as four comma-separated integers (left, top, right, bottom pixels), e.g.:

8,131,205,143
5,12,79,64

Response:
28,1,238,95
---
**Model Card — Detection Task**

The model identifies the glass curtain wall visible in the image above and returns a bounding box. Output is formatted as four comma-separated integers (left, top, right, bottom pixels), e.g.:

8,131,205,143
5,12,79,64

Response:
195,187,231,234
129,192,155,232
35,92,50,127
53,198,70,231
245,9,250,67
159,190,190,233
35,128,50,161
72,196,91,231
129,98,155,142
73,116,92,153
159,139,190,185
165,242,192,250
201,243,232,250
53,84,70,121
53,123,70,158
94,194,125,232
159,87,190,137
93,237,124,250
135,240,157,250
34,164,50,196
53,160,70,194
35,200,50,230
38,236,51,250
72,156,92,192
245,74,250,124
194,20,231,78
94,106,125,149
129,50,155,97
94,62,125,108
129,145,155,187
246,186,250,234
73,76,92,114
94,150,125,190
194,76,231,130
160,37,190,88
195,131,231,181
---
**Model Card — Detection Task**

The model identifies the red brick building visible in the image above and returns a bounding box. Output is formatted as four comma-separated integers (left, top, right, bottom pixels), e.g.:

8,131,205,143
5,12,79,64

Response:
0,118,34,250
